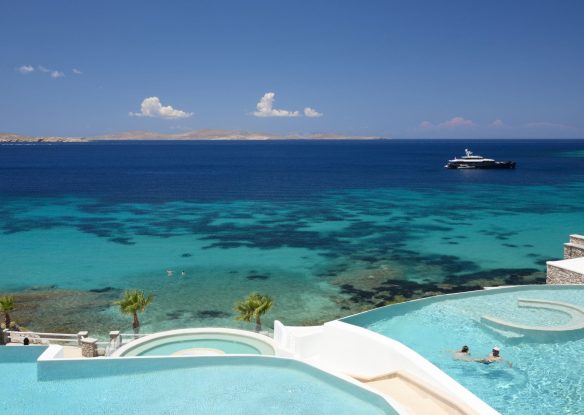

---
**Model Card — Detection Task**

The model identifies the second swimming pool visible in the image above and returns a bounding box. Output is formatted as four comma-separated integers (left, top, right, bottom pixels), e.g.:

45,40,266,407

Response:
343,285,584,415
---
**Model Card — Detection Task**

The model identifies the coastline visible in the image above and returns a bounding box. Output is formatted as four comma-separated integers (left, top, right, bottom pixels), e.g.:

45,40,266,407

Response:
0,130,386,143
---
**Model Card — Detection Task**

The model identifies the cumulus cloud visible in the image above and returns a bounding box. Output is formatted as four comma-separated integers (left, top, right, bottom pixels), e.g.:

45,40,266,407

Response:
17,65,34,74
304,107,323,118
419,117,476,129
254,92,300,117
17,64,77,78
438,116,476,128
490,119,505,128
129,97,193,119
34,65,65,78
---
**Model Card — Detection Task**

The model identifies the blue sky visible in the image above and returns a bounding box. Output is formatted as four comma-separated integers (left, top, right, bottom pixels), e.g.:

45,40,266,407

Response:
1,0,583,138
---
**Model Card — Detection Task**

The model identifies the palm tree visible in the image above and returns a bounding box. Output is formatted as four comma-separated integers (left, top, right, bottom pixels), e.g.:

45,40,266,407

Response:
0,296,14,329
114,290,154,332
235,292,273,332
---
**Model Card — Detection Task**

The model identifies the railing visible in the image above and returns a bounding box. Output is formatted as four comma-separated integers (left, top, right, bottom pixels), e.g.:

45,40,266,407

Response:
3,330,84,346
119,332,148,344
98,340,113,356
2,324,275,354
101,332,148,356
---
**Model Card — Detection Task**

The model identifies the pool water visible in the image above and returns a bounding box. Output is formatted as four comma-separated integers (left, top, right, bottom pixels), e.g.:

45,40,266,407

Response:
118,332,275,356
134,338,262,356
344,286,584,415
0,350,395,415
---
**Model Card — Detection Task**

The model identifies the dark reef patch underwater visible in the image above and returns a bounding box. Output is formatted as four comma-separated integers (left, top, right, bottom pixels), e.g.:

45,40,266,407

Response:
0,139,583,334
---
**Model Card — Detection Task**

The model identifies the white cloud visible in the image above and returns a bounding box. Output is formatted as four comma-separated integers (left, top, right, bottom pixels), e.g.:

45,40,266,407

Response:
304,107,323,118
129,96,193,119
253,92,300,117
35,65,65,78
418,117,476,129
438,116,476,128
17,65,34,74
18,64,81,78
490,119,505,128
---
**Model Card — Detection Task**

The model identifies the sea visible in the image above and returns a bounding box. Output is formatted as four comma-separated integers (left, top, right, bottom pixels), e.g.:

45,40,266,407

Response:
1,139,583,336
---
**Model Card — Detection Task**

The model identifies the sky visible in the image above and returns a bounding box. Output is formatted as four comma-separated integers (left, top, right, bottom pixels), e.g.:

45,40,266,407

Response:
1,0,583,138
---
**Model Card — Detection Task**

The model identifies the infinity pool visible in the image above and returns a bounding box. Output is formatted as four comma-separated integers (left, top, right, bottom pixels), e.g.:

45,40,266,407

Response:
344,285,584,415
1,348,396,414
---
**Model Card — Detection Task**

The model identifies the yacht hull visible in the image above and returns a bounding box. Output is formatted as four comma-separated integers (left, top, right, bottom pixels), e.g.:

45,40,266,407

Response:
446,161,516,169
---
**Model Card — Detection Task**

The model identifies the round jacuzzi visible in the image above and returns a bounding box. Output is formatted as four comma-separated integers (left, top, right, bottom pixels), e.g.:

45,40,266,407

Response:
112,328,276,357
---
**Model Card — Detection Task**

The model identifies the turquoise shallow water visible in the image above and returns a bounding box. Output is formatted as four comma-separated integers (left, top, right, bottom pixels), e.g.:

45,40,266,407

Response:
0,141,583,335
345,286,584,414
1,184,579,334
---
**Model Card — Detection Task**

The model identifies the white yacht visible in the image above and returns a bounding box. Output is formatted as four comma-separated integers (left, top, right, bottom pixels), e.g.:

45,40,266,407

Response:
445,149,516,169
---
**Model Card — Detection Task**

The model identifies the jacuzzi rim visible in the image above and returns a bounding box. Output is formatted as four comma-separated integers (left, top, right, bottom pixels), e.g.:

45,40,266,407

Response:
111,327,276,357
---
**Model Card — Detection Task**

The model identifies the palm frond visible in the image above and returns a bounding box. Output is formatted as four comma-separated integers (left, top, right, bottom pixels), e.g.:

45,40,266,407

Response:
0,296,14,312
234,293,273,321
115,290,154,315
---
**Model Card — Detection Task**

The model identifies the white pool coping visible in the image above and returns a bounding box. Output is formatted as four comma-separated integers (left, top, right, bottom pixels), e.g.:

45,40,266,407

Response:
111,327,276,357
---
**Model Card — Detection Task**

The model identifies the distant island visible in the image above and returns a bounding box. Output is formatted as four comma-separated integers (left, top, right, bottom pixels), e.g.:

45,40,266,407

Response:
0,130,385,143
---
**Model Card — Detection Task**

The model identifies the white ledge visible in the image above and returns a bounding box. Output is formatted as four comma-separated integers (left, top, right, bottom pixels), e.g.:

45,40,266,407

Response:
547,257,584,274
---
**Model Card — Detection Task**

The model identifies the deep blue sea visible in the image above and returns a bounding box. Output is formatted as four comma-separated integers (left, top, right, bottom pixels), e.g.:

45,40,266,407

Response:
1,139,583,335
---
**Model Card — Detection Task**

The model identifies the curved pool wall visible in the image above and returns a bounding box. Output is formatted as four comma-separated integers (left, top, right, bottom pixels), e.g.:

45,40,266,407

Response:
112,327,276,357
341,284,584,328
12,347,399,415
274,320,498,415
341,285,584,415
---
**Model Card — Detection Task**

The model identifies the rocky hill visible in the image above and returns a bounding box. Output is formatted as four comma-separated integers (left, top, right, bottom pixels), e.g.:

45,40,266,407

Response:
1,130,385,142
0,133,86,143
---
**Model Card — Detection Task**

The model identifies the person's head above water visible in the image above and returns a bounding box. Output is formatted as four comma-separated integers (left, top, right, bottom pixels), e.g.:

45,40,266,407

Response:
492,346,500,356
461,345,469,353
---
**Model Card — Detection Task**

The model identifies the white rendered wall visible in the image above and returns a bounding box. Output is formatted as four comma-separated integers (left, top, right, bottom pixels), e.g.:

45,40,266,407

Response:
275,320,499,415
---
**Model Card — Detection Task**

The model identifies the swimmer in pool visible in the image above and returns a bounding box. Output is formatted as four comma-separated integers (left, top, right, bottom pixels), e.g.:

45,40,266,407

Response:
466,347,512,367
452,345,470,359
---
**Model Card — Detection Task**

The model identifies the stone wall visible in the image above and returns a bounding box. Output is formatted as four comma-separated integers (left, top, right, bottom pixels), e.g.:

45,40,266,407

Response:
546,264,584,284
81,337,97,358
569,234,584,246
564,243,584,259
